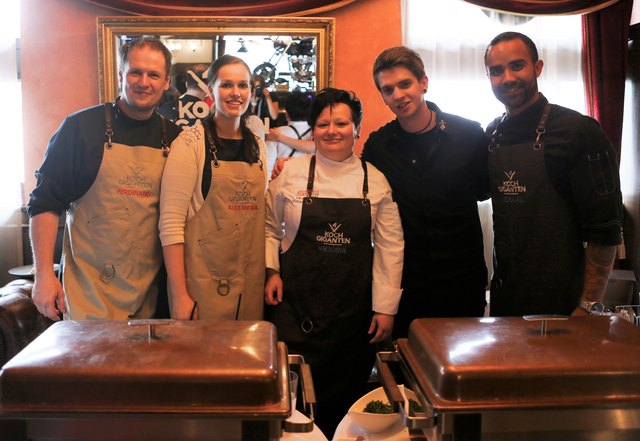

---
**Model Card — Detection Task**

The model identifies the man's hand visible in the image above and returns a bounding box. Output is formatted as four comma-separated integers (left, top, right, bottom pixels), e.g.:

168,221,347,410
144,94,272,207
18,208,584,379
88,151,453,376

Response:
32,271,65,321
368,313,394,343
30,212,64,320
266,127,283,142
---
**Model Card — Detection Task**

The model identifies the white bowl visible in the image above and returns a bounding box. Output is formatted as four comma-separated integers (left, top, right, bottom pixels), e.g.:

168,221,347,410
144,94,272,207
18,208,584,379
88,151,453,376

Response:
347,386,401,433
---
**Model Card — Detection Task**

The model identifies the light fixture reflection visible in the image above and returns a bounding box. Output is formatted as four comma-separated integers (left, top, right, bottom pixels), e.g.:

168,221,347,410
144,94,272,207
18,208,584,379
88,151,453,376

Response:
237,38,248,53
448,335,496,361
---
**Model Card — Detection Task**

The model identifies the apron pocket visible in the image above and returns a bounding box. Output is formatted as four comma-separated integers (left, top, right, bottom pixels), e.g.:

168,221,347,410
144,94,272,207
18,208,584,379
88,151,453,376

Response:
198,224,243,277
588,151,616,195
198,224,245,297
86,208,131,262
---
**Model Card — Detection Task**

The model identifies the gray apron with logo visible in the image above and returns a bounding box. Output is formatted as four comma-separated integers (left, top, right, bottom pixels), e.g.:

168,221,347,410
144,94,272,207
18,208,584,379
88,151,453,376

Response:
183,122,266,320
489,104,584,316
62,103,169,320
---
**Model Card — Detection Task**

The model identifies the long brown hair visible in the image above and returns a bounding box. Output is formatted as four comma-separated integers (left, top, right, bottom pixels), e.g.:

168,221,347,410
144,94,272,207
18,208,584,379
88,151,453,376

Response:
206,54,260,163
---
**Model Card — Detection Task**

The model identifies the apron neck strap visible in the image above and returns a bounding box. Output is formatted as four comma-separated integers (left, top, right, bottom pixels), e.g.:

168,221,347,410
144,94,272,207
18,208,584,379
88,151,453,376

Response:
361,158,369,200
534,103,553,151
104,102,115,149
306,155,316,198
203,118,220,168
287,125,312,157
488,113,508,153
104,100,170,157
306,155,369,201
159,114,170,157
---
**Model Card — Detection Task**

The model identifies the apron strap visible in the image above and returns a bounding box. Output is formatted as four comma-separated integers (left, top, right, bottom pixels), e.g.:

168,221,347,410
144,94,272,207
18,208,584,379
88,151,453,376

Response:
104,101,170,158
533,103,553,151
289,125,302,139
104,102,115,149
305,155,370,202
361,158,369,201
488,113,508,153
203,118,220,168
159,114,170,158
287,125,300,157
488,104,553,152
306,155,316,200
287,125,312,157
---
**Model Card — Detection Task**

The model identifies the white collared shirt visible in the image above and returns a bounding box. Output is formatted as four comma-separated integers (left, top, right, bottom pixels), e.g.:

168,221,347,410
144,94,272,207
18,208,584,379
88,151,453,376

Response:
265,152,404,315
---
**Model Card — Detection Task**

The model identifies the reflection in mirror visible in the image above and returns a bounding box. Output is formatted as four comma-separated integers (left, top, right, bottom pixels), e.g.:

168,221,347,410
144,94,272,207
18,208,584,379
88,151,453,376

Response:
153,34,320,126
98,17,335,117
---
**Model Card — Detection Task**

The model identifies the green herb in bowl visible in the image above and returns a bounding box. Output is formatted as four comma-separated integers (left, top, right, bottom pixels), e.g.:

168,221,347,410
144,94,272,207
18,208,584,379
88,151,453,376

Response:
363,400,394,414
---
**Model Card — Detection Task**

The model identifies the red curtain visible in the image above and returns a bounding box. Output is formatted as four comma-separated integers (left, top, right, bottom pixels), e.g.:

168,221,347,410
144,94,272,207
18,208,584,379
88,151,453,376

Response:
464,0,632,159
583,0,634,162
463,0,619,14
84,0,356,16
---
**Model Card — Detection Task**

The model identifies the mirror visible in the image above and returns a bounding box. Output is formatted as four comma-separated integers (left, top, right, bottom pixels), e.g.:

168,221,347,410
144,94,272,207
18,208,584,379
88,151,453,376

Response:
97,16,335,103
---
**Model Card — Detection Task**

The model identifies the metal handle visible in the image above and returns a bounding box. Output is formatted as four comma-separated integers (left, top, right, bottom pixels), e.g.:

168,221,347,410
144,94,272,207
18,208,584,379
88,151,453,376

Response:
614,305,639,326
283,351,316,433
127,319,174,341
376,351,405,412
376,351,436,430
522,314,568,335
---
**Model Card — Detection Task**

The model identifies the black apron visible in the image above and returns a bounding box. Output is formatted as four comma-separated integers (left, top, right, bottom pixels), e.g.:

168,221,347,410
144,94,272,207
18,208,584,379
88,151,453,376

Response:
266,155,374,436
488,104,584,316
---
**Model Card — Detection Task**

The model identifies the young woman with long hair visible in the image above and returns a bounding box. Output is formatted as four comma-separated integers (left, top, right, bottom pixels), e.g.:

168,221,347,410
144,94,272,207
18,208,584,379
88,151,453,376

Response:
160,55,267,321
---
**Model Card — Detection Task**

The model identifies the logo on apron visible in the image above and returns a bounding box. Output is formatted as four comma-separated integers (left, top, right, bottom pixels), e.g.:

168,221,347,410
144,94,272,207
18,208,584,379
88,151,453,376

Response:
227,181,258,211
498,170,527,203
296,188,318,201
117,163,153,197
316,222,351,254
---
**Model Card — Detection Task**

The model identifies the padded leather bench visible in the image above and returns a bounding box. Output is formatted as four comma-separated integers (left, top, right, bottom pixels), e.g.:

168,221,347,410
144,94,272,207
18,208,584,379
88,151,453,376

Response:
0,279,53,366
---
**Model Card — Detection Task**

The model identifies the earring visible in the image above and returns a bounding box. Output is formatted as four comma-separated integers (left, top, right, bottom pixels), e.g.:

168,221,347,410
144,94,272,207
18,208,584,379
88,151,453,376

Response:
422,89,427,94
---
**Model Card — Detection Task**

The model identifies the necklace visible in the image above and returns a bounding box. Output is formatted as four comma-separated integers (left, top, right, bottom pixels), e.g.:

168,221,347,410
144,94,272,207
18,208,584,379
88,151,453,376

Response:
406,109,434,135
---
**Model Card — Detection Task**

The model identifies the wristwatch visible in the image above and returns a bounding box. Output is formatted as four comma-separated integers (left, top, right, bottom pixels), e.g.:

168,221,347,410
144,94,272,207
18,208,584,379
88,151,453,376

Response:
578,299,604,315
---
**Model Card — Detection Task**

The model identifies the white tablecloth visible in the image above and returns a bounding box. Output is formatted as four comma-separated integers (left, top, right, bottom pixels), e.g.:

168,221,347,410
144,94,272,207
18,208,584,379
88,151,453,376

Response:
282,410,328,441
332,414,410,441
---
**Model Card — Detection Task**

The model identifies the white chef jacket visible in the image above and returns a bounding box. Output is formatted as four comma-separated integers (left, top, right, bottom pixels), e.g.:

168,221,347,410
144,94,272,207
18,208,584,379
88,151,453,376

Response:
265,152,404,315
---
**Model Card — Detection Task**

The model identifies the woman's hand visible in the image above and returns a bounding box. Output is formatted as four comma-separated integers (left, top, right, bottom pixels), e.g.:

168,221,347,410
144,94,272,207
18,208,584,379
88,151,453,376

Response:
171,292,198,320
368,313,394,344
265,269,283,305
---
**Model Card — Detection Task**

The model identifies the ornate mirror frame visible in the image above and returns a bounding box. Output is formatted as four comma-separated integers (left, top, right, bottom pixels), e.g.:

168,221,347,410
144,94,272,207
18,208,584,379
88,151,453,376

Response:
97,16,335,102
